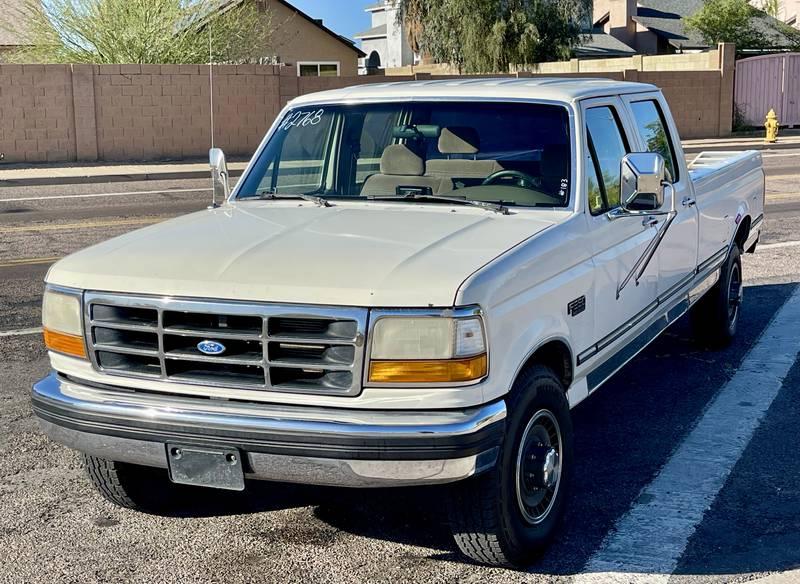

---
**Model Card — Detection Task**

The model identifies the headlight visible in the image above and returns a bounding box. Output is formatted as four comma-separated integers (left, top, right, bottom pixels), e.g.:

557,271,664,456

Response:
42,287,86,359
368,314,487,383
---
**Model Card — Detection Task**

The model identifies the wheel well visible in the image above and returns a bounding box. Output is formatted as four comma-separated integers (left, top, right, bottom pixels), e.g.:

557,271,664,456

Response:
521,340,573,390
734,216,751,251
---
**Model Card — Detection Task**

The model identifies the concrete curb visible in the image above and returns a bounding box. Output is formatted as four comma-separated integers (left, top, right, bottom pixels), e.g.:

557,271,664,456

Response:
1,137,798,187
0,169,244,188
683,139,800,154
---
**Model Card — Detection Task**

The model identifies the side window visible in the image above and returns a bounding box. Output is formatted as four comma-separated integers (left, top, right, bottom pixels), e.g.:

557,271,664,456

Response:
586,142,604,215
629,100,679,181
585,106,629,215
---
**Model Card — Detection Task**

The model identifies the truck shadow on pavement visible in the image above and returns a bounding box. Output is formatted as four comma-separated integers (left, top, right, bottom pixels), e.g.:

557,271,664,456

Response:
166,282,799,576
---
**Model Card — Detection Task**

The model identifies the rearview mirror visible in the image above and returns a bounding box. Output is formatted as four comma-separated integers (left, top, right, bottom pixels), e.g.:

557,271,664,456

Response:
619,152,666,212
209,147,229,208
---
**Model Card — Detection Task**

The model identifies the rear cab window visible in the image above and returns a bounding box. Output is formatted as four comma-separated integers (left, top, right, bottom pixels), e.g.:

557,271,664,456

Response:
628,99,680,182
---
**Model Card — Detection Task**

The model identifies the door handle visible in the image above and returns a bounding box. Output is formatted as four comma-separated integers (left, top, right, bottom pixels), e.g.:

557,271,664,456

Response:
682,196,697,208
642,217,659,227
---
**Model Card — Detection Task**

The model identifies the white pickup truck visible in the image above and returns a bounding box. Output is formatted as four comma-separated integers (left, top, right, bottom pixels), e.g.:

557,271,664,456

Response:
33,78,764,567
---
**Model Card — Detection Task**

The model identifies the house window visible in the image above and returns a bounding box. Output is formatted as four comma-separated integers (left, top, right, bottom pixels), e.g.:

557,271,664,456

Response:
297,62,340,77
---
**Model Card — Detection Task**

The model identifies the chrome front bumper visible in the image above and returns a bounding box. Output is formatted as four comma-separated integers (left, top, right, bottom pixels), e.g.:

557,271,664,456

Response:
32,372,505,488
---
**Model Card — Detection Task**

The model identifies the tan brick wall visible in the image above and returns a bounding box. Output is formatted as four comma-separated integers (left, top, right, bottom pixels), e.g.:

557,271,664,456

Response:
0,61,733,164
528,48,722,74
639,71,723,139
92,64,282,161
0,64,76,163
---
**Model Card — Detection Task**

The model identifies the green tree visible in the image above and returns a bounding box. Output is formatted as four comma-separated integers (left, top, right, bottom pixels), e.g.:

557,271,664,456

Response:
686,0,777,49
398,0,591,73
3,0,273,64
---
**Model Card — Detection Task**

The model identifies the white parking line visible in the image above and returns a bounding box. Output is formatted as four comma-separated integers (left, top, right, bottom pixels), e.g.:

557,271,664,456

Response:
0,187,210,203
0,327,43,337
759,240,800,250
761,152,800,158
573,285,800,583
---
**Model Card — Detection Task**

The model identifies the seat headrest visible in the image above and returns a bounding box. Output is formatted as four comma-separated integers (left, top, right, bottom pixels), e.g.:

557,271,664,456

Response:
438,127,480,155
380,144,425,176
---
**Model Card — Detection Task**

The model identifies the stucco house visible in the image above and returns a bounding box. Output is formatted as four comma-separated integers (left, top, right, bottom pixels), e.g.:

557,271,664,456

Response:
751,0,800,27
354,1,417,73
1,0,364,75
593,0,799,55
218,0,365,76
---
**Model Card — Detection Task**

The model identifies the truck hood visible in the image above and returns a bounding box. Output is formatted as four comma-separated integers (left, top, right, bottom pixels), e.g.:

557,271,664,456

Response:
47,202,556,307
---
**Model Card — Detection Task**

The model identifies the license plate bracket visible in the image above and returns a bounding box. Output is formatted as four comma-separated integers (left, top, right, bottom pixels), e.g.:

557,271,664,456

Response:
166,444,245,491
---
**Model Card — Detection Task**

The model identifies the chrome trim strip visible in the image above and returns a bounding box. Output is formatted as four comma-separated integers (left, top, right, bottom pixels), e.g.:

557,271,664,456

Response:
83,291,368,397
577,245,730,368
586,297,690,393
697,247,728,275
33,372,507,439
657,273,696,306
45,283,83,296
37,419,499,487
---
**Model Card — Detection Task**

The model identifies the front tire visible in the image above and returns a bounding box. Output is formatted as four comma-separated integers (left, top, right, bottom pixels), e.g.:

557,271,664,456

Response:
447,365,573,567
83,454,185,512
691,244,743,348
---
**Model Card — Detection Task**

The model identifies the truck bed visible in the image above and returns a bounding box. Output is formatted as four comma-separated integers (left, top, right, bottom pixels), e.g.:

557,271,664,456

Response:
688,150,765,264
688,150,763,192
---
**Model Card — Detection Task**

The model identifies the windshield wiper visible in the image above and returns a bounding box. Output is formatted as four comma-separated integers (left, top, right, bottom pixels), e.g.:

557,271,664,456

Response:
367,193,509,215
254,192,331,207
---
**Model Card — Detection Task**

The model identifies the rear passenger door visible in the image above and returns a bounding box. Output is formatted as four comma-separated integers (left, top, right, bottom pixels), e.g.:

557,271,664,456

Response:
581,98,660,371
622,94,699,301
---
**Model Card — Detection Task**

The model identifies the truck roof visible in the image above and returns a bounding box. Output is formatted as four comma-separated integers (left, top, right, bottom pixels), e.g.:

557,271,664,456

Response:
289,77,659,107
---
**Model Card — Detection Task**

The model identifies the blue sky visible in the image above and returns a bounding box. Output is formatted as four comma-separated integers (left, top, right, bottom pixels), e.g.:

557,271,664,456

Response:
288,0,374,43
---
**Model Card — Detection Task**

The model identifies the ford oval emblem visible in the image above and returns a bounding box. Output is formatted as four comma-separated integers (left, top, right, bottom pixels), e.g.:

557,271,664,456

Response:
197,340,226,355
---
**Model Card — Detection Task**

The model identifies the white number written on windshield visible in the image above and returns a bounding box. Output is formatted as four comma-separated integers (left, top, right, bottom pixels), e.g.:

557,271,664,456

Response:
278,109,325,131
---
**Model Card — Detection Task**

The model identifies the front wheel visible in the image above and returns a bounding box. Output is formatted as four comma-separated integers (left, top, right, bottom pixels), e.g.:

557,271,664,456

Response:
691,244,743,348
83,454,188,512
447,365,573,567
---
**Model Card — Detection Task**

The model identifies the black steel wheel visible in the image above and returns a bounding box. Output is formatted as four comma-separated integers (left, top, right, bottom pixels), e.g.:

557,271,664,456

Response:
516,409,563,525
447,365,573,567
691,244,743,348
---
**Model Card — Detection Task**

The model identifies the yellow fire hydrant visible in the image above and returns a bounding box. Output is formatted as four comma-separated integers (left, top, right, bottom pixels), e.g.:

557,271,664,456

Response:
765,108,779,143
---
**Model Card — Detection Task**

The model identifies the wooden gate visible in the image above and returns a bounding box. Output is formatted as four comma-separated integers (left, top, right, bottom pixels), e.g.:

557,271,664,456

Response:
735,53,800,127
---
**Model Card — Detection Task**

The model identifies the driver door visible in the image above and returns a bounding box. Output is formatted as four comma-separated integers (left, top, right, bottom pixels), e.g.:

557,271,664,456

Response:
580,98,660,384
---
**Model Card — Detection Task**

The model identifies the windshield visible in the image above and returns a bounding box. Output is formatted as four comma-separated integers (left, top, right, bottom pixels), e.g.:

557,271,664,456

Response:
237,101,573,208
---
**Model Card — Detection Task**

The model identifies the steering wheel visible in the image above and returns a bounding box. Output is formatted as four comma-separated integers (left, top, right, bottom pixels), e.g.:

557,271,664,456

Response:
482,169,539,189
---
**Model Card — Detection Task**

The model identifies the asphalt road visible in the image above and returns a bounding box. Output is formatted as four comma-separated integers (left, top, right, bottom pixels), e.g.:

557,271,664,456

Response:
1,151,800,583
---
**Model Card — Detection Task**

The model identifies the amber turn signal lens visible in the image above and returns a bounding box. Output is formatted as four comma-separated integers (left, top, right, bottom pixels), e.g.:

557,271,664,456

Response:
369,354,487,383
43,327,87,359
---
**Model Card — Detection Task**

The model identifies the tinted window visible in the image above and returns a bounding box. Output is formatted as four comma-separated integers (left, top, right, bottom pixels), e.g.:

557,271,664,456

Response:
586,148,605,215
421,102,571,163
260,108,334,194
629,100,678,181
237,102,573,208
585,106,629,214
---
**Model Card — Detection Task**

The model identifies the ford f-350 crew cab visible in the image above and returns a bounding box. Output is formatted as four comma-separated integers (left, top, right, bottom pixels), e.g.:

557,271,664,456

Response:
33,78,764,567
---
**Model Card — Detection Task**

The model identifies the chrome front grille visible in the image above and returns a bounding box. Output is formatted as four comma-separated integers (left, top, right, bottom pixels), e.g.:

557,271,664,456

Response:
84,292,367,396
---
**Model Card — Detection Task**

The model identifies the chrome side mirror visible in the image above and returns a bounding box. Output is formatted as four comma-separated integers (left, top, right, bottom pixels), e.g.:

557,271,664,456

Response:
209,147,229,208
620,152,666,212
